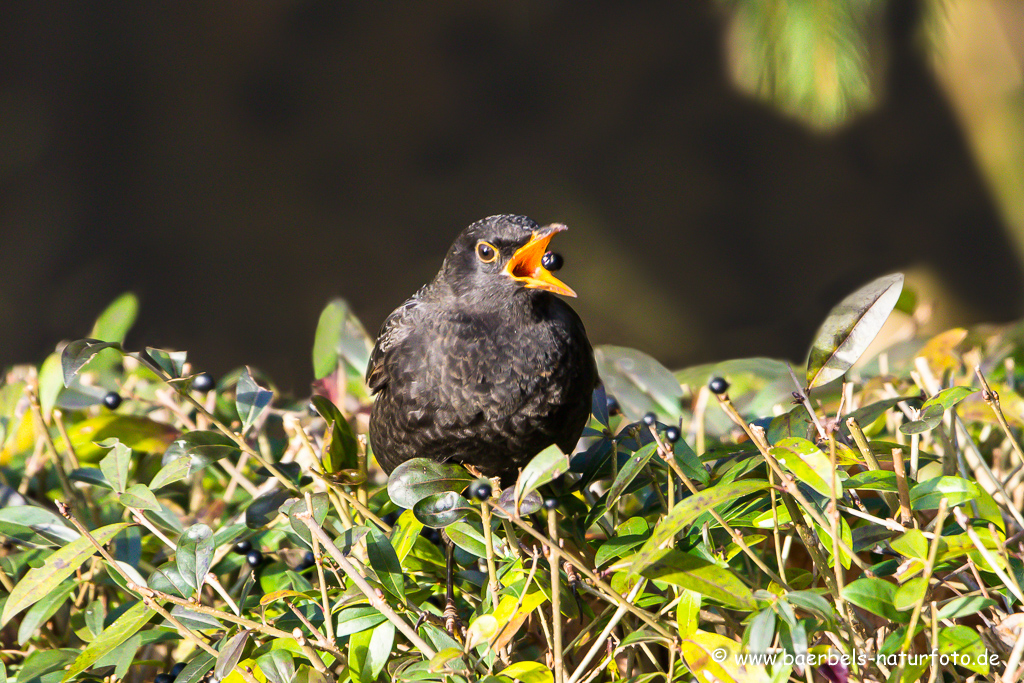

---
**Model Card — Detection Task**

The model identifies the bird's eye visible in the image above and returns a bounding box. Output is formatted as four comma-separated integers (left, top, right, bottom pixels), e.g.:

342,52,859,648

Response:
476,242,497,263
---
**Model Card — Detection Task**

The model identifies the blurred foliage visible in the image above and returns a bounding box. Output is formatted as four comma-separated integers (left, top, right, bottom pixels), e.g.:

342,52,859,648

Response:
3,278,1024,682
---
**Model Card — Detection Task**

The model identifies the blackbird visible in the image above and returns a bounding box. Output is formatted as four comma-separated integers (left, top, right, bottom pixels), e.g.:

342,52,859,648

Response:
367,214,598,483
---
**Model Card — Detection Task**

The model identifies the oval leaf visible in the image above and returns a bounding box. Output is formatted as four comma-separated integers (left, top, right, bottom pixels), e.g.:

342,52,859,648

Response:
806,273,904,388
236,367,273,434
594,346,683,422
366,527,405,602
387,458,473,509
256,650,294,683
515,444,569,501
413,491,472,529
61,339,123,387
176,523,214,594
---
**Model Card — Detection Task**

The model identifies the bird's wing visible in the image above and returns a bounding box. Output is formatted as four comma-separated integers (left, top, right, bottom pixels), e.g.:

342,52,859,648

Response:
366,291,423,394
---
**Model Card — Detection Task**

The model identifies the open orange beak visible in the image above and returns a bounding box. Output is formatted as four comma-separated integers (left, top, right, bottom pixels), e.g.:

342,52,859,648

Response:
505,223,576,297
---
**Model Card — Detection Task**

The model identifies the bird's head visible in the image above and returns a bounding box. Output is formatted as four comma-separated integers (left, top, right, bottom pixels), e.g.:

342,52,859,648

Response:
437,214,576,302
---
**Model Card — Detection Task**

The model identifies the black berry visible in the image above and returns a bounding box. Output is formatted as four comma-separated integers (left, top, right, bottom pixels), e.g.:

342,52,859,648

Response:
642,412,656,426
606,395,621,416
468,479,492,501
246,550,264,568
102,392,122,410
299,550,316,570
233,539,252,555
543,498,559,510
541,251,564,271
664,426,681,443
192,372,215,393
708,377,729,395
156,675,174,683
171,663,186,678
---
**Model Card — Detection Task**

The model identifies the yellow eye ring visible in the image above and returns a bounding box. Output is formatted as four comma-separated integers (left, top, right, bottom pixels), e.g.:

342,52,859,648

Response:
476,241,498,263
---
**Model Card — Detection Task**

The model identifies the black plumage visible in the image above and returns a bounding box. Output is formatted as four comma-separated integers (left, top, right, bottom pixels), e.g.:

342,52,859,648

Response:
367,214,598,482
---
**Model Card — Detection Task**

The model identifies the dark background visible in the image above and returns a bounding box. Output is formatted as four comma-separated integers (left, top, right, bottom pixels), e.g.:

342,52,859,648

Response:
3,1,1022,392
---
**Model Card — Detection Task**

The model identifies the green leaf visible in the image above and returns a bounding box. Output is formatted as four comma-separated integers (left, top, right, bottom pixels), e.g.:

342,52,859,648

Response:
890,529,930,560
17,649,79,683
349,621,395,683
90,293,138,344
516,444,569,501
144,347,187,378
18,582,77,646
312,298,373,380
745,607,775,655
335,606,388,637
844,470,897,491
61,339,123,387
769,437,838,498
176,523,214,594
119,483,161,511
257,650,294,683
174,652,216,683
493,486,543,519
921,386,978,412
594,518,650,568
389,510,423,563
677,590,700,639
604,443,657,509
366,527,405,602
498,661,553,683
170,605,223,631
149,456,192,490
284,494,329,550
0,506,78,547
936,595,996,620
2,523,130,625
387,458,473,509
310,395,359,476
632,479,770,573
214,629,250,681
909,476,980,510
594,346,683,422
893,576,927,611
805,273,904,388
445,521,489,559
842,577,907,623
784,590,835,622
640,549,756,610
245,489,291,529
61,600,155,682
938,625,989,675
236,367,273,434
161,431,241,474
413,491,472,529
899,404,944,435
98,440,132,494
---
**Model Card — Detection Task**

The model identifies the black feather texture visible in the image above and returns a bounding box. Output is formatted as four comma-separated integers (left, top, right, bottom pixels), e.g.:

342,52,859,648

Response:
367,215,598,481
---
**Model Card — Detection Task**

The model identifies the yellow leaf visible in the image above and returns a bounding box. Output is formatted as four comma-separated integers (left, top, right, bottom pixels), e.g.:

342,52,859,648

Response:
680,631,770,683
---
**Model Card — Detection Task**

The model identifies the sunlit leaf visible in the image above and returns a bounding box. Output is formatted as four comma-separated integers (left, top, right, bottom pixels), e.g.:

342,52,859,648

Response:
61,339,123,387
769,437,837,498
90,293,138,344
176,523,214,594
2,522,130,625
387,458,472,509
595,346,683,422
515,444,569,502
806,273,904,388
236,367,273,434
312,298,373,380
633,480,769,573
842,577,906,623
214,630,250,682
61,600,155,682
413,491,472,528
256,650,294,683
17,582,76,646
909,476,980,510
640,549,756,610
